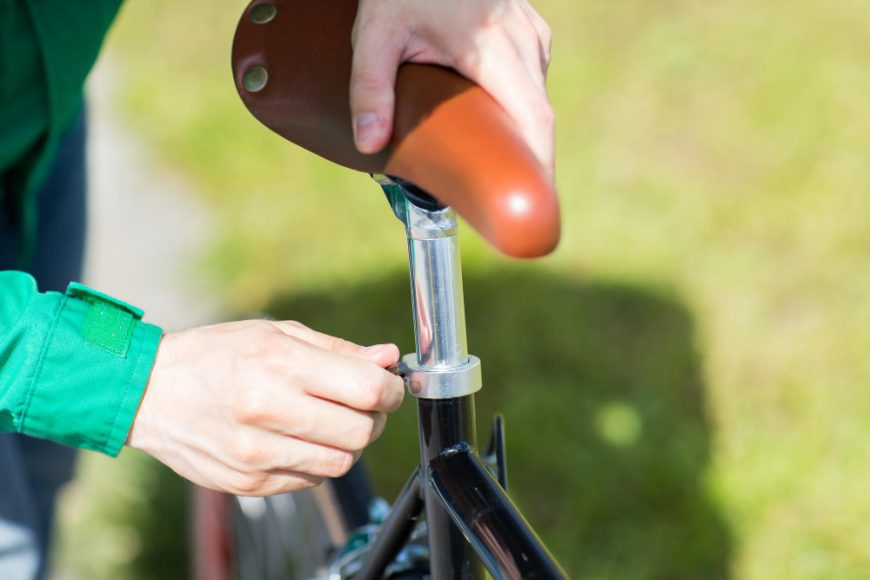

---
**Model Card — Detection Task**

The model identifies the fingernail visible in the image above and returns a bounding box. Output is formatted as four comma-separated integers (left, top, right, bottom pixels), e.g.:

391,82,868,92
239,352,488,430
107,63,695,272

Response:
354,112,381,152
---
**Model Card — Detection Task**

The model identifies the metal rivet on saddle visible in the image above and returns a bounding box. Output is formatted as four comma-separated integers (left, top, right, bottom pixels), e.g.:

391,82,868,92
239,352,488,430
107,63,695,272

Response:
249,2,277,24
242,65,268,93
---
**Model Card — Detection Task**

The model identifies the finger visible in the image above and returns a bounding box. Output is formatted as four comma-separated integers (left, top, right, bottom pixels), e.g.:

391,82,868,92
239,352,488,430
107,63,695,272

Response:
267,442,365,479
455,31,555,176
269,320,360,352
349,15,405,154
269,321,400,368
273,447,364,477
498,2,547,84
187,453,325,496
230,431,361,479
286,406,386,452
240,391,387,451
353,343,401,369
505,24,546,88
517,0,553,75
232,470,324,497
293,342,405,412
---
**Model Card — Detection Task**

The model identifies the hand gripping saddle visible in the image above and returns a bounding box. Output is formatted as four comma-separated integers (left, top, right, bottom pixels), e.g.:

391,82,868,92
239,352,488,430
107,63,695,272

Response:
231,0,560,258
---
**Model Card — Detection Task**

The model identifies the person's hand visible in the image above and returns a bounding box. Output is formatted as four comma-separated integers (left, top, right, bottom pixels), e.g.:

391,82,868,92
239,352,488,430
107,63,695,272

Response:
127,320,404,496
350,0,554,177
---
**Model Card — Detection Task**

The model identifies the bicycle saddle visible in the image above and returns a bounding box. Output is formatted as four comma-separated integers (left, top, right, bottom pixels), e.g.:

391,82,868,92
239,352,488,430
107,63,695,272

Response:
231,0,560,257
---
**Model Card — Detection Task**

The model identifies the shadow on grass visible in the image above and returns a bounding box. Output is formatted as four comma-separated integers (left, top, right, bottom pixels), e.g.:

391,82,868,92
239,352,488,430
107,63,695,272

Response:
266,267,732,579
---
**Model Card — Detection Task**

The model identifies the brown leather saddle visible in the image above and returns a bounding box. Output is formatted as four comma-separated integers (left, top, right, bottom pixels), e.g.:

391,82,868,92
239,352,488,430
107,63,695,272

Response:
231,0,560,257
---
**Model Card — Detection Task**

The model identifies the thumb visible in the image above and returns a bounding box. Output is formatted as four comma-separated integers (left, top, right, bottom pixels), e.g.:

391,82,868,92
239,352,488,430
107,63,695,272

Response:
350,22,403,154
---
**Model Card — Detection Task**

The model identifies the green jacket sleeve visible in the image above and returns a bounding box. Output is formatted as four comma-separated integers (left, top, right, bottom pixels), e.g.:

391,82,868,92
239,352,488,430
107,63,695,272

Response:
0,270,162,456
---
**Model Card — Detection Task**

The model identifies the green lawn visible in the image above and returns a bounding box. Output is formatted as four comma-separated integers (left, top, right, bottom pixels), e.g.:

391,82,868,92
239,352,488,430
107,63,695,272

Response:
58,0,870,578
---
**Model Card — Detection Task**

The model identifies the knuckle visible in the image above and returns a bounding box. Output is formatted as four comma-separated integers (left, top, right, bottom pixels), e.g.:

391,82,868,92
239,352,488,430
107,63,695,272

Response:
320,450,355,478
348,417,376,451
300,476,325,490
541,23,553,50
534,103,555,127
328,335,354,353
233,433,265,467
235,390,270,425
279,320,307,335
350,72,386,100
351,5,379,46
237,319,263,333
262,337,289,360
243,337,283,365
476,0,506,26
371,413,388,443
245,320,275,341
290,407,317,439
232,473,267,496
272,474,325,494
378,376,404,413
454,51,482,77
359,376,385,410
390,376,406,407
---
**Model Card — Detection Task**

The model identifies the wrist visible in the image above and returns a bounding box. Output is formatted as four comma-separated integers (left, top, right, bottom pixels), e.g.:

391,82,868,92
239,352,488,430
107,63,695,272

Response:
127,332,172,453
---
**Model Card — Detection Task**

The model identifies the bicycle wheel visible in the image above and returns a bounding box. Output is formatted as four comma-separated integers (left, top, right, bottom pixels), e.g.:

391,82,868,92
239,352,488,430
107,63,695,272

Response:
192,463,375,580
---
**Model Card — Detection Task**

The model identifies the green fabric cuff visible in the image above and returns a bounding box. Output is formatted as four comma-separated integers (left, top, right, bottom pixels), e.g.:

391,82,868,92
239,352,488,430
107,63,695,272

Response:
20,282,163,456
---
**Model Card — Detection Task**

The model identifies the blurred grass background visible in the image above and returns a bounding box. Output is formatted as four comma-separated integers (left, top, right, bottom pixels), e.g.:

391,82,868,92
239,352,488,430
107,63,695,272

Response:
56,0,869,578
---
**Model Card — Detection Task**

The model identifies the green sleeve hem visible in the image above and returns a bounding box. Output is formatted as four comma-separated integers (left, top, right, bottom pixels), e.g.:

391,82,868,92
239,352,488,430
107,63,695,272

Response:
104,320,162,457
17,283,163,455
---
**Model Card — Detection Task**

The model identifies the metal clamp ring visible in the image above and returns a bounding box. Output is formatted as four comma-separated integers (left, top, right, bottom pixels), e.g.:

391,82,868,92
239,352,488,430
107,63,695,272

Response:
399,354,482,399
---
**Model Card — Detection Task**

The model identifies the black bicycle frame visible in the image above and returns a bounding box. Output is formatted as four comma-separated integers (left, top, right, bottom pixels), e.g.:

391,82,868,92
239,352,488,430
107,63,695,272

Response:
356,393,566,579
355,184,567,579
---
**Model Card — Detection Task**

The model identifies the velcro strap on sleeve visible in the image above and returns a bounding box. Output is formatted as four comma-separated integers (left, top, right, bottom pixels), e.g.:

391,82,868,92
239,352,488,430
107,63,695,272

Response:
66,282,144,357
18,282,162,455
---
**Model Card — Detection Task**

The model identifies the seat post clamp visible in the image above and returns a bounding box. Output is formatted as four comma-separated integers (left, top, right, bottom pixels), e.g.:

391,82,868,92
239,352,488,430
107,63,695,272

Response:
399,354,482,399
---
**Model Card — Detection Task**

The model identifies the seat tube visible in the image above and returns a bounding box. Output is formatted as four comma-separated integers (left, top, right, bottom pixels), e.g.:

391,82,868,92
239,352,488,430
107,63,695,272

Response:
394,193,484,579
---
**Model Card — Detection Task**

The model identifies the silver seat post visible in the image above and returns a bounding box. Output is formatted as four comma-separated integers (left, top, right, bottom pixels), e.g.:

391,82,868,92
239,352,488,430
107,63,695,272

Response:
404,202,467,368
379,178,482,399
